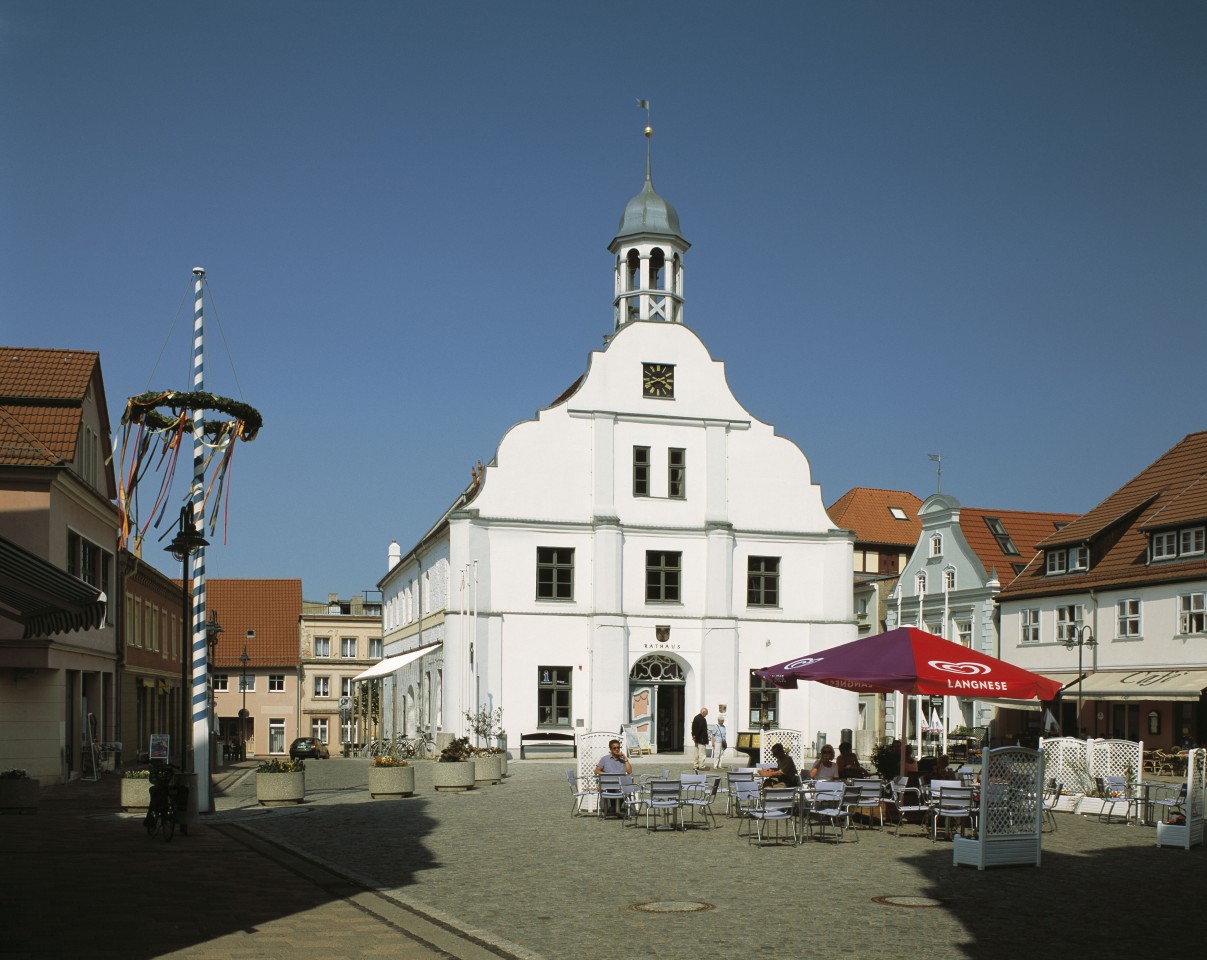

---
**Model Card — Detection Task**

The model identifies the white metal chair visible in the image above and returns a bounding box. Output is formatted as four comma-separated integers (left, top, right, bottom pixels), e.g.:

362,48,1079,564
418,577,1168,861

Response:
745,786,798,846
808,781,854,842
565,768,593,817
731,777,762,831
930,785,974,841
682,775,720,830
645,779,684,832
845,779,884,831
890,779,931,837
725,771,756,817
1097,776,1137,825
1041,786,1062,832
597,773,632,821
1148,782,1187,824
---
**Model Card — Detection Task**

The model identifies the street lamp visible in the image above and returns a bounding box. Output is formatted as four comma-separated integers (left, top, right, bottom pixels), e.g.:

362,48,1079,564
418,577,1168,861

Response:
165,505,208,771
239,632,252,761
1061,624,1097,737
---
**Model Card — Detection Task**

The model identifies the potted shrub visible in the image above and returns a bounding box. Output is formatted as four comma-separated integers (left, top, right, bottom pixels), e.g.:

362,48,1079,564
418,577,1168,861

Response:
368,755,415,798
465,705,506,779
432,737,475,792
255,757,306,805
0,769,38,813
121,768,152,811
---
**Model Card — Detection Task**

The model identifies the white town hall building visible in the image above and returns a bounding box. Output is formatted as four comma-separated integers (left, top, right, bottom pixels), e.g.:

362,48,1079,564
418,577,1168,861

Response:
375,141,857,755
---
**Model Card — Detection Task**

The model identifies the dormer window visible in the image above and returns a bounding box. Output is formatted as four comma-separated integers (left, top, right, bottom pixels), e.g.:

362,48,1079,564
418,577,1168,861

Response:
1069,546,1089,572
1045,550,1067,575
1150,526,1204,562
1181,527,1205,556
1151,531,1177,561
929,534,943,558
1047,545,1089,575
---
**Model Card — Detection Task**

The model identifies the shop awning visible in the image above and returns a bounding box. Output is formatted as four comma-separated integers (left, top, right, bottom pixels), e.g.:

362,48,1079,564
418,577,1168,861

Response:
0,535,107,639
972,674,1079,712
1068,669,1207,702
352,642,443,681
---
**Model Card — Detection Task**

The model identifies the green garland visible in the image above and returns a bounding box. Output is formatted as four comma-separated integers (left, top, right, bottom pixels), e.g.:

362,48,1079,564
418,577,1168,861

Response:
122,390,263,441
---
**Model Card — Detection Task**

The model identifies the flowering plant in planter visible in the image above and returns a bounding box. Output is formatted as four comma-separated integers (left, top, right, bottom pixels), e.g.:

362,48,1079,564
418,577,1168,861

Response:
0,769,31,779
371,755,409,767
439,737,473,762
122,768,151,779
257,757,304,773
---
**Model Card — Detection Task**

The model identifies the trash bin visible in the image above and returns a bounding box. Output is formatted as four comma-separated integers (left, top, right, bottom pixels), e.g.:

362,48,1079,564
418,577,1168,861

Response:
841,728,853,748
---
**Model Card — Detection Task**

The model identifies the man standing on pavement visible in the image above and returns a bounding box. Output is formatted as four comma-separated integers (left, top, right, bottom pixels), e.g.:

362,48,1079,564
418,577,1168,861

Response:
691,707,709,770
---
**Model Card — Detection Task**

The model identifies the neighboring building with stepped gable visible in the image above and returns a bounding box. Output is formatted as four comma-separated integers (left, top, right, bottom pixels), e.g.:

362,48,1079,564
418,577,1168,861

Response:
376,136,857,754
886,494,1078,745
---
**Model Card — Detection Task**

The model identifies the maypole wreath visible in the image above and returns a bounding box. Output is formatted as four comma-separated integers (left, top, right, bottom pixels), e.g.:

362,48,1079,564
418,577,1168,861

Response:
115,390,263,549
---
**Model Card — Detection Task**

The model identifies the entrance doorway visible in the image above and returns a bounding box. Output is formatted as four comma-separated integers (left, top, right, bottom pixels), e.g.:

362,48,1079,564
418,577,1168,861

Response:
629,654,686,753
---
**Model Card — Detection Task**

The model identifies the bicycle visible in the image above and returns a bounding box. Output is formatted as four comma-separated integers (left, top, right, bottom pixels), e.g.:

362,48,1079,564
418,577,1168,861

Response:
144,763,180,841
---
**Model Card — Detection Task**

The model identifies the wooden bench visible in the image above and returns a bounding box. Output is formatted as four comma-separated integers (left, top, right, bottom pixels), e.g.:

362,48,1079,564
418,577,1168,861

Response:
520,732,577,759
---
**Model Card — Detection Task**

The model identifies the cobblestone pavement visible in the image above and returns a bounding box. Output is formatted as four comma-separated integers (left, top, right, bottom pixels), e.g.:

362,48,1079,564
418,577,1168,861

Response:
217,759,1199,960
6,760,1200,960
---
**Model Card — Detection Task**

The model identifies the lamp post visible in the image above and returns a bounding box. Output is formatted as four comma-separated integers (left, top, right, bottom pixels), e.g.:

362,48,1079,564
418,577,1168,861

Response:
165,505,208,771
1062,624,1097,736
239,633,252,761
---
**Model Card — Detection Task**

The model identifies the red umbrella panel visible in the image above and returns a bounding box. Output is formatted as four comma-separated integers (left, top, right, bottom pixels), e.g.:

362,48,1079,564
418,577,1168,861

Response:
754,627,1062,702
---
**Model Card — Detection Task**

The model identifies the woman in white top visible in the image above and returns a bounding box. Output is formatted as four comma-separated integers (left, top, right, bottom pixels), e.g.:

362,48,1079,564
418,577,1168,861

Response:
809,744,841,780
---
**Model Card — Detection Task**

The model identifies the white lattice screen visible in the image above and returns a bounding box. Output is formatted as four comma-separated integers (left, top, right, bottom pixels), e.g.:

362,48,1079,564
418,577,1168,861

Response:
576,730,619,814
758,728,803,770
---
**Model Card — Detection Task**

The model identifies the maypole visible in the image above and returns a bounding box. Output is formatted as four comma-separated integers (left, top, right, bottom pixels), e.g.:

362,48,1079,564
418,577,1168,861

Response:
189,267,211,811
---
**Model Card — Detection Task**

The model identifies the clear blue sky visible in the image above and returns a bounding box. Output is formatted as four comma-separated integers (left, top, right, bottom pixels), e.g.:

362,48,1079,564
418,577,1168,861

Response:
3,2,1203,599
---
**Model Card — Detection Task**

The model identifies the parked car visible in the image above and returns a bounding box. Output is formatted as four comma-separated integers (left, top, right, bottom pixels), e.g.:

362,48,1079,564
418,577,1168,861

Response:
288,737,330,760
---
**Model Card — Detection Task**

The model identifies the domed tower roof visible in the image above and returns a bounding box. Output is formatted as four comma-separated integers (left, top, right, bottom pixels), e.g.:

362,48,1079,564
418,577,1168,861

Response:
613,174,685,244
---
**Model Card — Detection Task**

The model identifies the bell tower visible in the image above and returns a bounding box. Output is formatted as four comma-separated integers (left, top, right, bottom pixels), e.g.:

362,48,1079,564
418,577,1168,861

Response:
608,106,690,330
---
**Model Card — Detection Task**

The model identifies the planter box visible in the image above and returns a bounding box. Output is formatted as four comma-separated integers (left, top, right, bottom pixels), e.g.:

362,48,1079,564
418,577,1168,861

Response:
473,754,502,785
1075,796,1106,817
368,764,415,798
256,770,306,806
121,778,151,811
1053,792,1082,814
432,760,475,791
0,778,39,813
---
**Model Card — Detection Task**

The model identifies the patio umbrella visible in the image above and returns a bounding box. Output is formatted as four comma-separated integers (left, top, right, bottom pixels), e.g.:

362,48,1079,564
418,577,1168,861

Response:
754,627,1062,775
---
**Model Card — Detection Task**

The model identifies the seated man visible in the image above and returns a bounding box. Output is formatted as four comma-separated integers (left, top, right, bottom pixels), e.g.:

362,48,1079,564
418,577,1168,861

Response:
836,742,867,778
594,739,632,816
757,742,800,787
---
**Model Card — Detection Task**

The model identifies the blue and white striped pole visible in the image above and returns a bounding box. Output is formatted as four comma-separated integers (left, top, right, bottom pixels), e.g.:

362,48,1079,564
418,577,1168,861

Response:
189,266,212,813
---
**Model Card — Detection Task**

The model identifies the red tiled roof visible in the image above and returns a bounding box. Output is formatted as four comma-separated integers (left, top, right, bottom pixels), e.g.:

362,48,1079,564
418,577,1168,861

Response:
827,488,923,546
1001,431,1207,600
958,507,1079,587
189,579,302,669
0,347,114,476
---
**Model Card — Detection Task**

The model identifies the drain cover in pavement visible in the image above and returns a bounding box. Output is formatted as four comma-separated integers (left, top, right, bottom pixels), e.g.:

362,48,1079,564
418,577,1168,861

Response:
873,895,943,909
631,901,714,914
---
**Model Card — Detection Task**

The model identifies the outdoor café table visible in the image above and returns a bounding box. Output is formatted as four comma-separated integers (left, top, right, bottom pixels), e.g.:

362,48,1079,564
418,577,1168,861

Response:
1134,781,1168,826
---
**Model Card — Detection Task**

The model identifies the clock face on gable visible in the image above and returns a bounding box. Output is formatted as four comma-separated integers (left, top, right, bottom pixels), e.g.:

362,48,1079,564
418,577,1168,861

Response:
642,363,675,398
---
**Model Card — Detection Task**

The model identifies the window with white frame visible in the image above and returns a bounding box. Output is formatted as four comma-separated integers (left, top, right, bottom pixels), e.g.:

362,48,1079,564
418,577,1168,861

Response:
915,572,927,595
1179,593,1205,635
369,638,383,659
341,719,355,744
214,674,229,692
1151,531,1178,561
314,636,331,658
239,675,256,692
312,718,329,744
341,677,353,698
1181,527,1205,556
341,637,357,658
1116,599,1140,638
956,619,972,646
1069,546,1089,572
943,567,956,591
1056,604,1083,643
930,534,943,557
314,676,330,698
1046,550,1068,575
1021,608,1040,644
268,674,285,692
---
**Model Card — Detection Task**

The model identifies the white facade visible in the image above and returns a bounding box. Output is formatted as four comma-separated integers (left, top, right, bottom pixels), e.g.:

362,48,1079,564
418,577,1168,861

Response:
378,161,857,752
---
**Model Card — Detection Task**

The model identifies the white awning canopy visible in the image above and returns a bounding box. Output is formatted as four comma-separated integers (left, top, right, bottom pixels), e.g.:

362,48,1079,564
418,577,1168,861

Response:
352,642,442,682
1070,669,1207,702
